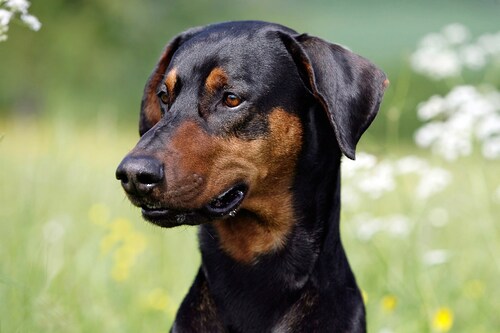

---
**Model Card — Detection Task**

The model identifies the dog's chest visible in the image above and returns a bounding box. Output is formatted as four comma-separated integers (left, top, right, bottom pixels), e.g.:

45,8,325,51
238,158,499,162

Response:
271,289,319,332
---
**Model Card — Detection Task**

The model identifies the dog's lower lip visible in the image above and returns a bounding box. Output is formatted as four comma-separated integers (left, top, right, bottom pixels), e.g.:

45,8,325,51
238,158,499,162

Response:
141,207,192,227
203,183,248,217
141,207,170,216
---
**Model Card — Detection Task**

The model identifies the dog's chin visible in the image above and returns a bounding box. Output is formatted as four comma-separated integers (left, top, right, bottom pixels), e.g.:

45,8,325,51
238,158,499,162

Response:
140,183,249,228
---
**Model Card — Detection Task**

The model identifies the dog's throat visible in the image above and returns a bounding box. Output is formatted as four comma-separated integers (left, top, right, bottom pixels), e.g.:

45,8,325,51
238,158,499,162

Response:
213,193,296,263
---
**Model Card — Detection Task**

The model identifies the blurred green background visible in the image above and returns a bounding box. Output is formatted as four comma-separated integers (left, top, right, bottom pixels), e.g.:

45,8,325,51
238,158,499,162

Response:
1,0,499,332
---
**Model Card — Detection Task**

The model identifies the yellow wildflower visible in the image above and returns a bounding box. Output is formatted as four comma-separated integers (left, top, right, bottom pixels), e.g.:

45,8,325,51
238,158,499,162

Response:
100,232,121,255
144,288,170,311
97,217,148,282
142,288,178,318
113,246,134,266
125,232,147,253
432,307,454,332
110,218,133,239
111,260,131,282
381,295,397,313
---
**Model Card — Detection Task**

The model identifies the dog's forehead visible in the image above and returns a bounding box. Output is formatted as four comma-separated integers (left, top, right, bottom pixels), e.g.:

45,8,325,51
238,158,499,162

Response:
169,25,289,80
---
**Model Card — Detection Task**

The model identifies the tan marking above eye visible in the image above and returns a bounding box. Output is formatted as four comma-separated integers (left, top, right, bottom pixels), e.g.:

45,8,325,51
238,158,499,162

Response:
205,67,228,94
165,68,178,94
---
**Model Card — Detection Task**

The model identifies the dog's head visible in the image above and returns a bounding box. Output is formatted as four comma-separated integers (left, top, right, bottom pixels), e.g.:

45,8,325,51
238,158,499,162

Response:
116,21,387,228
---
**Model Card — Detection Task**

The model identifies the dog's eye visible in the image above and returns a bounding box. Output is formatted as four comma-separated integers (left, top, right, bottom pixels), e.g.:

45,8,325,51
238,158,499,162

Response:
158,91,169,105
223,93,242,108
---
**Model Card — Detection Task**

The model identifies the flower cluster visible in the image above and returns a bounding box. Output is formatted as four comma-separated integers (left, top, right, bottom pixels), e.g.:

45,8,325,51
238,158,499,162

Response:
0,0,41,42
415,85,500,160
342,153,452,204
349,213,411,242
89,204,147,282
411,23,500,80
140,288,178,319
342,154,451,241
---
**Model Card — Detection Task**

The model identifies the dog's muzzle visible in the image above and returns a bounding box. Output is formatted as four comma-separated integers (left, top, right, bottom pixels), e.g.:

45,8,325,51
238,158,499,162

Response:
116,155,248,227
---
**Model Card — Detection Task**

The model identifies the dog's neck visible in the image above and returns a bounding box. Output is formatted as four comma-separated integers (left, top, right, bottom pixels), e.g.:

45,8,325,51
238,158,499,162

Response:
197,107,360,330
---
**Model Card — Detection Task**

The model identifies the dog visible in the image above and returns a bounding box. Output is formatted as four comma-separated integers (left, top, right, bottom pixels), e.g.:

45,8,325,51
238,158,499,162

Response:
116,21,387,332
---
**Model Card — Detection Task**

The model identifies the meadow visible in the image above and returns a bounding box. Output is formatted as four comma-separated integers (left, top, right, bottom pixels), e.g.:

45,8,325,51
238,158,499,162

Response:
1,104,499,333
1,1,500,332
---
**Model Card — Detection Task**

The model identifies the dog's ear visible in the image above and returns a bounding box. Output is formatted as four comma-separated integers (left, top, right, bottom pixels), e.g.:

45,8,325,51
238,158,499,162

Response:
139,27,203,136
278,32,388,159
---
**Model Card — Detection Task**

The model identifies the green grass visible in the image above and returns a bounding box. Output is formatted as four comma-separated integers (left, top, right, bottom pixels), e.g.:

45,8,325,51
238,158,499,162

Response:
0,117,499,332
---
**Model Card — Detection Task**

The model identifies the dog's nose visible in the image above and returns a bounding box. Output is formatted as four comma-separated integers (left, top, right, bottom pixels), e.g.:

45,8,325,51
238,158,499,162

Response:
115,156,164,195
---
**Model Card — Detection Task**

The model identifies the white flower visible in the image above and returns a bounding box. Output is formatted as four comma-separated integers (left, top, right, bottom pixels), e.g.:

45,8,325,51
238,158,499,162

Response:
343,153,451,203
444,85,479,112
395,155,428,174
442,23,470,45
415,122,445,148
342,152,377,178
20,12,40,31
1,0,40,41
0,8,12,26
422,249,451,266
460,44,487,70
355,215,383,241
476,113,500,139
410,27,464,80
482,136,500,159
411,46,461,80
415,85,500,160
357,161,396,199
416,167,452,199
343,153,396,199
419,32,448,49
476,32,500,56
352,214,411,241
385,215,411,237
417,95,446,121
436,133,472,161
411,24,500,79
5,0,29,13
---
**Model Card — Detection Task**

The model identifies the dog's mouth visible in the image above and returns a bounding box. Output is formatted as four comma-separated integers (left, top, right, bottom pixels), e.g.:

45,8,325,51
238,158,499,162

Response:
203,183,248,217
141,183,248,228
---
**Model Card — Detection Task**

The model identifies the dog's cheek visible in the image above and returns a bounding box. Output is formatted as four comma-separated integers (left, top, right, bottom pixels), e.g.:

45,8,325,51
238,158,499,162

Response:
213,108,304,263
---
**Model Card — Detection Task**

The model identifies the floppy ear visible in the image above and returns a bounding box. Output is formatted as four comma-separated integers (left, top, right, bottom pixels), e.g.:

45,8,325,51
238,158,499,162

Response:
139,27,203,136
278,32,388,159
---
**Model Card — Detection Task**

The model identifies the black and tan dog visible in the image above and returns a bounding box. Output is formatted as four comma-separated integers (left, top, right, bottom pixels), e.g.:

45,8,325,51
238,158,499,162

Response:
116,21,387,332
